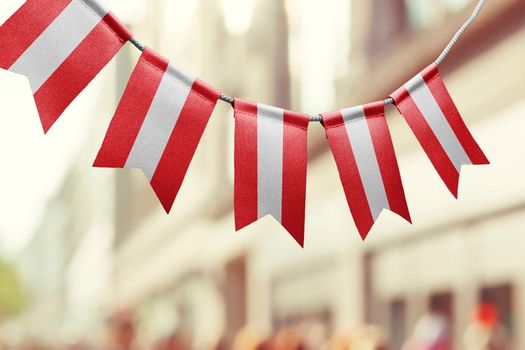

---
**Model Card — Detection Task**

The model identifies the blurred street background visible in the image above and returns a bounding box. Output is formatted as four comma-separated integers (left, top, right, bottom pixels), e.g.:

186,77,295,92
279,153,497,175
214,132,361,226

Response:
0,0,524,349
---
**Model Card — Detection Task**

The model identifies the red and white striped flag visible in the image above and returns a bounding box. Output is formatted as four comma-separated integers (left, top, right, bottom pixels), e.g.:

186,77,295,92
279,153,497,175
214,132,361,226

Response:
391,63,489,196
234,99,310,247
322,102,411,240
0,0,132,132
94,48,220,212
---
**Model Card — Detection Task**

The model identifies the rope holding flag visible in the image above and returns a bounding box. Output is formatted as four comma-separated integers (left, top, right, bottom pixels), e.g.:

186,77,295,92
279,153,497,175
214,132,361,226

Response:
322,102,411,240
234,99,310,247
94,48,220,213
390,63,489,197
0,0,132,132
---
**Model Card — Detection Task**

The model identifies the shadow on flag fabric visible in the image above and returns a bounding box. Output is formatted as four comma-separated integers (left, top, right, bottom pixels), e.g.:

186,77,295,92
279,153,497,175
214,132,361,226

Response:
234,99,310,247
94,47,220,213
0,0,132,132
391,63,489,197
322,102,411,240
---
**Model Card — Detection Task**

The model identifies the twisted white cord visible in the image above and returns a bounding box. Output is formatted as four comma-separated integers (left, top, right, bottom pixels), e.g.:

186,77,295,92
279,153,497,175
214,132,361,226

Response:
381,0,485,107
435,0,486,65
127,0,487,119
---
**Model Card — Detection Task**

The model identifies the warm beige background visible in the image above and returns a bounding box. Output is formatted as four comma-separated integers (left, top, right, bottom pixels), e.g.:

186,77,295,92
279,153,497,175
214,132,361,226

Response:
0,0,523,349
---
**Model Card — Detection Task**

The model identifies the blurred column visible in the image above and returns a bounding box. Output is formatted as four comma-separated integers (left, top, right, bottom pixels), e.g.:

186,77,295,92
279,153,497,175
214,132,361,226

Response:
246,256,272,335
223,256,247,346
405,294,427,338
272,0,291,109
366,0,407,55
515,280,525,349
194,0,233,216
334,249,364,330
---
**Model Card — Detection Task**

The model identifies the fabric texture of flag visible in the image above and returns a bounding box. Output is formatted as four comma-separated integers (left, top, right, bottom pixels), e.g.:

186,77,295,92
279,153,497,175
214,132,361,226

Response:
0,0,132,132
94,47,220,213
234,99,310,247
322,101,411,240
391,63,489,197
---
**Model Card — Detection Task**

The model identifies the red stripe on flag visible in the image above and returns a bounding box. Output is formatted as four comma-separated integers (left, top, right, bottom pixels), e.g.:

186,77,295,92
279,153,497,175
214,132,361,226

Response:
234,99,259,232
0,0,72,68
281,110,309,247
94,48,168,168
422,64,489,165
323,111,374,240
364,102,411,223
33,12,131,132
392,87,461,197
150,79,220,213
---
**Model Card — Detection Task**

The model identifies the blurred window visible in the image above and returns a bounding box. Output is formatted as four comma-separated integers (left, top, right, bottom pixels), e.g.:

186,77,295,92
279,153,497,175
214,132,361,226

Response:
480,284,514,334
224,256,247,345
389,299,406,350
219,0,256,36
441,0,472,13
368,0,408,55
429,292,454,341
405,0,471,29
286,0,351,112
429,292,454,323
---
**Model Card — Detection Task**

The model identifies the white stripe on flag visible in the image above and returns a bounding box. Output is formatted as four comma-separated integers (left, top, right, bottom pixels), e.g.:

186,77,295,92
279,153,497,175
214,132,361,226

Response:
9,0,108,93
125,65,195,180
342,106,389,220
257,104,284,221
405,74,472,171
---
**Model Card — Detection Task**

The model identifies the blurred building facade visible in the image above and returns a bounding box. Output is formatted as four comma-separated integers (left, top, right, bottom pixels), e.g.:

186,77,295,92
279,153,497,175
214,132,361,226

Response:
2,0,525,348
341,1,525,350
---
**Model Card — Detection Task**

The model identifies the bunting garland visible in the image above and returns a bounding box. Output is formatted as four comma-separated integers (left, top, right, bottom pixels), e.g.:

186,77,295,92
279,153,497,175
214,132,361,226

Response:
0,0,490,247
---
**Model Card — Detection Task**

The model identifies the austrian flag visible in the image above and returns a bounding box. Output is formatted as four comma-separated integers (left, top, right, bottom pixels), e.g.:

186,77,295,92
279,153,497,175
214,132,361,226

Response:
234,99,310,247
0,0,132,132
391,63,489,196
94,48,220,212
322,102,411,240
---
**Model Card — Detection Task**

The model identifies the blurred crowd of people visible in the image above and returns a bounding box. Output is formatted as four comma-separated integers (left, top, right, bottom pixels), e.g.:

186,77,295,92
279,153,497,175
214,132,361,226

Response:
402,304,511,350
0,303,511,350
68,321,390,350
